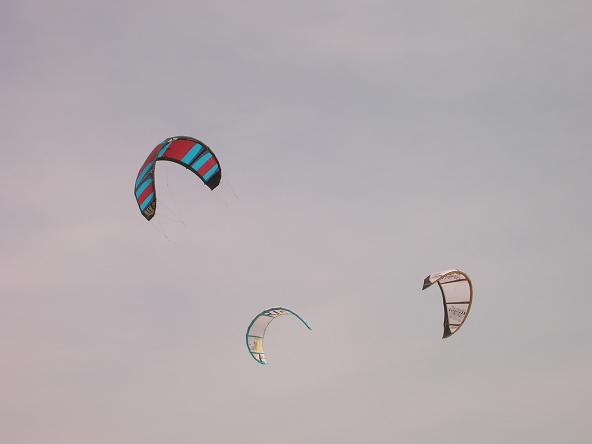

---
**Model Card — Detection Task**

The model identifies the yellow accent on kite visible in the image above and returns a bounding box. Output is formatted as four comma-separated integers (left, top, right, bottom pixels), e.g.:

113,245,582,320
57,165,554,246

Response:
253,337,263,353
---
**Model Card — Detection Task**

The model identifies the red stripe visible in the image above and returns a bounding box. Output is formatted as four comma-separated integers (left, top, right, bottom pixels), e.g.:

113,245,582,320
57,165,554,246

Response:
137,184,154,205
162,139,195,162
138,145,161,173
197,157,217,176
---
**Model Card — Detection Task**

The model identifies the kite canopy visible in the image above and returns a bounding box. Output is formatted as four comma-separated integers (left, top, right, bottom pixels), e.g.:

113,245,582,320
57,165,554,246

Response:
245,307,312,365
422,269,473,339
134,136,221,220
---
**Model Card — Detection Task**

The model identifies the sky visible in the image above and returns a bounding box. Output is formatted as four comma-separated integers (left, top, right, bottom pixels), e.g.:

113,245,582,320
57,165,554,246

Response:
1,1,591,443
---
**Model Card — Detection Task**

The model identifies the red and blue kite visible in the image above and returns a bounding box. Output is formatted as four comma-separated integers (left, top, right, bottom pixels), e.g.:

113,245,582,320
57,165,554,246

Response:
134,136,221,220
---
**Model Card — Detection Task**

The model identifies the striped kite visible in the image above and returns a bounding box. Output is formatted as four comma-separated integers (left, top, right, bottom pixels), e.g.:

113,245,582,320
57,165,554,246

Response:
134,136,221,220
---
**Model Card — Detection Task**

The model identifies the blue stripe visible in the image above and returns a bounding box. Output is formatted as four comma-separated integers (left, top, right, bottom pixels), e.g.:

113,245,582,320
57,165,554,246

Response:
158,143,170,158
202,164,219,181
140,193,154,210
181,143,203,165
192,152,213,171
135,178,153,198
135,162,154,187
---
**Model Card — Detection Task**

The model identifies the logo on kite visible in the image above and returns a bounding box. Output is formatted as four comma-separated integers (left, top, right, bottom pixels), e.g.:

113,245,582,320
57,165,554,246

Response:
134,136,222,221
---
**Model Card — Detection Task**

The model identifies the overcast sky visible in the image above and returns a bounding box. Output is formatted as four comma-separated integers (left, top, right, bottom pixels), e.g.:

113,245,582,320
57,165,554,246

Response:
2,1,591,443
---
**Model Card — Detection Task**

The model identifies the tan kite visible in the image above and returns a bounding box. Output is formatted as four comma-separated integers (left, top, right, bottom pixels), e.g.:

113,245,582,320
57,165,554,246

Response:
422,269,473,338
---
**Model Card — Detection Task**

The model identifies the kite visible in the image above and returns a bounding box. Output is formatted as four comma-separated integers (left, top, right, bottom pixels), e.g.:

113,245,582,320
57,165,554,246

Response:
246,307,311,365
134,136,221,220
422,269,473,338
